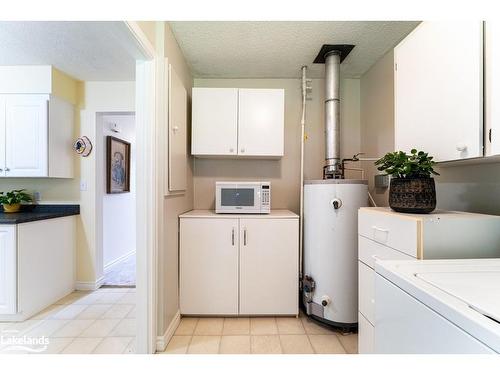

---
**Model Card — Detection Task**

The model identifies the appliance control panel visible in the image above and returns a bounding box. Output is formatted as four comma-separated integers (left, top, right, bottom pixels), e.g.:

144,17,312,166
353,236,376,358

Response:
261,183,271,213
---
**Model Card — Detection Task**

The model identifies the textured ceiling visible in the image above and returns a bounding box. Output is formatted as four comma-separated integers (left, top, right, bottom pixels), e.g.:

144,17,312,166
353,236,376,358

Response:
169,21,419,79
0,21,145,81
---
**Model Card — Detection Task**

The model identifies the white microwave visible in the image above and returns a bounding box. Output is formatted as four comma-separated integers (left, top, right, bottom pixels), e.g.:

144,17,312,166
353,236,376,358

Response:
215,181,271,214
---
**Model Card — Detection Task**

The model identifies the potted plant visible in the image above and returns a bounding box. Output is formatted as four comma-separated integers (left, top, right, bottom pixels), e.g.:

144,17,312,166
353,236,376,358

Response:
375,149,439,214
0,189,33,213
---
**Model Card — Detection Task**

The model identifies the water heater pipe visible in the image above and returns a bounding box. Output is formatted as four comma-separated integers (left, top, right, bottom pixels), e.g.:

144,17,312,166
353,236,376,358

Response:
324,51,342,178
299,65,309,281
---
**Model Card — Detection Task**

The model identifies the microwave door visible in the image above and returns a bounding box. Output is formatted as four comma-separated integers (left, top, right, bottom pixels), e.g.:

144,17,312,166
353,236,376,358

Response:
220,186,258,212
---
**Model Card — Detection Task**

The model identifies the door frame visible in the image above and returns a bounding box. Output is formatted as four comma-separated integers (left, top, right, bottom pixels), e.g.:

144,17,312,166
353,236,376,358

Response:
125,22,158,354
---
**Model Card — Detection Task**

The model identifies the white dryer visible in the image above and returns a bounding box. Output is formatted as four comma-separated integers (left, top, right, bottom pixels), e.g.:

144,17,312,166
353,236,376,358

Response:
374,259,500,354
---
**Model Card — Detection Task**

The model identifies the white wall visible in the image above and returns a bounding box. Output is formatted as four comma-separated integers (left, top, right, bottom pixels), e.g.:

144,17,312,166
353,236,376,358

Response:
101,114,136,268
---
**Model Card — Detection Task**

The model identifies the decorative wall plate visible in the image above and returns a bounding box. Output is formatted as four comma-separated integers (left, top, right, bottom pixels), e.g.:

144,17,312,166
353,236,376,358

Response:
73,136,93,157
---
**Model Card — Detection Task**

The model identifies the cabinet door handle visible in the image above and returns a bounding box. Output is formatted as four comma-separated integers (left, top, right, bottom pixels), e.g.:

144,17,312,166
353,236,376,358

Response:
5,167,10,172
243,228,247,246
231,228,235,246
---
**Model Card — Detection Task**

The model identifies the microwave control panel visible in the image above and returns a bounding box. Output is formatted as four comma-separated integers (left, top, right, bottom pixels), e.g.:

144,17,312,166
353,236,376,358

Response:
261,184,271,212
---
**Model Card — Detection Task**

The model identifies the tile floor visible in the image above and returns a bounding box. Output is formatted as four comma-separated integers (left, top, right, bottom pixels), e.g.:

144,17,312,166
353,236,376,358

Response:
0,287,136,354
160,314,358,354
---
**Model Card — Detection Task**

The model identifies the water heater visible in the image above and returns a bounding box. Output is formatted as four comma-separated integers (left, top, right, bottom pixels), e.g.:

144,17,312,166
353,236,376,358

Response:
303,180,368,331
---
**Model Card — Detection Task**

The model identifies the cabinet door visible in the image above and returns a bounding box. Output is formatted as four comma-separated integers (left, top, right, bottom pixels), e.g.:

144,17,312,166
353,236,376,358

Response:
191,88,238,156
239,218,298,315
180,218,239,315
0,96,5,176
168,64,187,191
485,22,500,156
238,89,284,157
5,94,48,177
395,22,483,162
0,226,16,315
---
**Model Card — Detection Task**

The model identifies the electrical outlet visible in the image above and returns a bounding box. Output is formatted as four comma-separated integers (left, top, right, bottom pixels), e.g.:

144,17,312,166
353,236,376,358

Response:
80,180,88,191
33,191,41,202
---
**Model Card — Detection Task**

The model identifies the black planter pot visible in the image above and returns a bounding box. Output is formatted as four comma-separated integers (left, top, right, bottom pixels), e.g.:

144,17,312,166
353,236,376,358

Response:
389,177,436,214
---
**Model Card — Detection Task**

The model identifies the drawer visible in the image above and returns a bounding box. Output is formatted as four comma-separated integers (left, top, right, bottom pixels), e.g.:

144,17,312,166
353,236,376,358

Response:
358,209,420,257
359,236,415,269
358,312,374,354
359,261,375,324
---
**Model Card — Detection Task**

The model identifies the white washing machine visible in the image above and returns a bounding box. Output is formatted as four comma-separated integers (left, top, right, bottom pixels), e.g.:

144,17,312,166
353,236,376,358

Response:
374,259,500,354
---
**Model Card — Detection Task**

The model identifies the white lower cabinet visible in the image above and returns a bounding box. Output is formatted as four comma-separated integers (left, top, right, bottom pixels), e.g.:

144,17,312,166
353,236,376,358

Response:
179,218,239,315
0,226,16,315
180,210,299,316
358,207,500,353
239,218,298,315
0,217,76,321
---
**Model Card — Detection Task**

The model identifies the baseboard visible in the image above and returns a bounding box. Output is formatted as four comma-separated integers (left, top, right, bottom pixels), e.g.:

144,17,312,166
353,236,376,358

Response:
156,310,181,352
75,276,105,291
103,250,136,273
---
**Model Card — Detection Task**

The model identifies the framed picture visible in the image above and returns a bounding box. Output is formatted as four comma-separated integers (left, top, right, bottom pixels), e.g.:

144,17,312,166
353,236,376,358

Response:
107,136,131,194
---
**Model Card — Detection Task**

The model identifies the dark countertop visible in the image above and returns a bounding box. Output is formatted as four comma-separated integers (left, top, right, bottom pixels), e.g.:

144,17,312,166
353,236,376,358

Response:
0,204,80,224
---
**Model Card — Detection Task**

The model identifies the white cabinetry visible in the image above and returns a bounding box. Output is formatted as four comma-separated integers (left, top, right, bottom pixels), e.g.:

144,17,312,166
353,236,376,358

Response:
192,88,284,158
180,210,298,316
179,217,239,315
0,226,16,315
0,94,74,178
239,218,298,315
358,207,500,353
394,21,483,162
0,216,76,321
485,22,500,156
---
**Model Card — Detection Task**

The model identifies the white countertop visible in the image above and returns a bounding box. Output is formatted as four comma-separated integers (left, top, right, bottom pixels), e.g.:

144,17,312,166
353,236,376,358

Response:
360,206,500,221
179,209,299,219
375,258,500,353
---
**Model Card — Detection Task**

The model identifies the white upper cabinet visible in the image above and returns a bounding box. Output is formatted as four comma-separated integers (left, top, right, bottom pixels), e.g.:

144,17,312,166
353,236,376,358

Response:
485,22,500,156
0,94,74,178
238,89,284,157
4,94,49,177
395,22,483,162
191,87,284,158
192,88,238,156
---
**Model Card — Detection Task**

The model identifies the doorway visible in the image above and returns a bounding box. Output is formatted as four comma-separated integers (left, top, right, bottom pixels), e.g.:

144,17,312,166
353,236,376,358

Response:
99,113,137,288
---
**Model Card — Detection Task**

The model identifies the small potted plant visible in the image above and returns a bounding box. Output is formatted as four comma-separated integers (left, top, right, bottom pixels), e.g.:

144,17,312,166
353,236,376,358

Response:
0,189,33,213
375,149,439,214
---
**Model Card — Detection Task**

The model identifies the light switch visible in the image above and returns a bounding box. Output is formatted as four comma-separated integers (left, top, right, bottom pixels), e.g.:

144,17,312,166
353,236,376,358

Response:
80,180,88,191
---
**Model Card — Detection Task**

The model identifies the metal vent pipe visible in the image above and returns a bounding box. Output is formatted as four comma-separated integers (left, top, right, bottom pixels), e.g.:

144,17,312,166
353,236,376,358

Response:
324,51,341,178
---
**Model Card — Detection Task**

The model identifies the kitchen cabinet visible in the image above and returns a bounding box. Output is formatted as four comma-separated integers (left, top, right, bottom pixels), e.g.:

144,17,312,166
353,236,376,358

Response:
179,210,299,316
0,216,76,321
191,88,284,158
357,207,500,353
237,89,284,157
485,22,500,156
394,21,483,162
239,218,298,315
0,94,74,178
179,217,239,315
0,226,16,315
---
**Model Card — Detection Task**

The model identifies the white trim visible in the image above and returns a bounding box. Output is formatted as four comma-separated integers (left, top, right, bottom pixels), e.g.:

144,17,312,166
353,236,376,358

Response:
75,276,105,291
103,250,136,273
155,310,181,352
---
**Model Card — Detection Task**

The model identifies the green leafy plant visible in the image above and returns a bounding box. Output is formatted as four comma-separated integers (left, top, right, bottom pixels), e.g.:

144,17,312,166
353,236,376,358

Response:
0,189,33,205
375,149,440,179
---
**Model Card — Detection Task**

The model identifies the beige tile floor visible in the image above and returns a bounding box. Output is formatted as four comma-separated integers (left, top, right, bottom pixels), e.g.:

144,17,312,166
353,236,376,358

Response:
160,314,358,354
0,287,136,354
